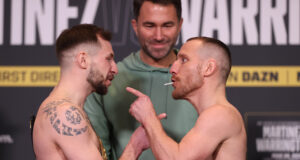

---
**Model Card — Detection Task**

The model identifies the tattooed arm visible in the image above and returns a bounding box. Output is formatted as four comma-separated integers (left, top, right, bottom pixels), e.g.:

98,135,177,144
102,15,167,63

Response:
43,103,103,160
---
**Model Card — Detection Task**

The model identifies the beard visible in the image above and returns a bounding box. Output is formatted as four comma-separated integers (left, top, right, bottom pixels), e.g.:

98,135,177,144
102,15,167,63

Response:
87,67,108,95
172,75,203,99
141,40,175,61
172,82,191,99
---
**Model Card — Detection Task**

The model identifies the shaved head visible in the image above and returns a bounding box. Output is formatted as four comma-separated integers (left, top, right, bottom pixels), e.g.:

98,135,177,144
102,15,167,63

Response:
186,37,232,83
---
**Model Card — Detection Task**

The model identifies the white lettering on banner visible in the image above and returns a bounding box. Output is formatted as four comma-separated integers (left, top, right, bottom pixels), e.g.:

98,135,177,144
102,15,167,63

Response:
1,0,300,46
201,0,230,44
256,121,300,152
10,0,23,45
231,0,258,45
181,0,203,42
0,134,14,144
262,125,300,138
80,0,100,24
56,0,78,38
271,153,300,159
260,0,287,45
25,0,54,45
180,0,300,45
289,0,300,44
256,139,300,152
0,0,3,45
6,0,99,45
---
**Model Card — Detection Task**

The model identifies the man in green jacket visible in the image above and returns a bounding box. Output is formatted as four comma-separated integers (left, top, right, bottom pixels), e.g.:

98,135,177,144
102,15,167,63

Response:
84,0,198,159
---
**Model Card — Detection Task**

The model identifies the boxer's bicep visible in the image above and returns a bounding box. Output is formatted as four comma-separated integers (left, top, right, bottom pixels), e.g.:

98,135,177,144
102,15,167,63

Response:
52,104,102,160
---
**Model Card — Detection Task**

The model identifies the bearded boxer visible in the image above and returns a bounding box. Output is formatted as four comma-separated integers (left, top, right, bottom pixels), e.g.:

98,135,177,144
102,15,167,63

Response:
33,24,148,160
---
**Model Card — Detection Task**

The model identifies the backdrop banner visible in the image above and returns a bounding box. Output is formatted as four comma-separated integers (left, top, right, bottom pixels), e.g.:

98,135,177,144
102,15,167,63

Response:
0,0,299,159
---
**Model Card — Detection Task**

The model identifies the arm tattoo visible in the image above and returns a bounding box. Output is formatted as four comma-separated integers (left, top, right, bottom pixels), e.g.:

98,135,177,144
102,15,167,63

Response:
65,106,82,125
42,100,88,136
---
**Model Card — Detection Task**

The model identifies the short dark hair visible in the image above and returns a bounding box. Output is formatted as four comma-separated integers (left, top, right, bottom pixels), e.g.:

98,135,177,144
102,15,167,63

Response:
133,0,182,20
56,24,111,63
187,37,232,82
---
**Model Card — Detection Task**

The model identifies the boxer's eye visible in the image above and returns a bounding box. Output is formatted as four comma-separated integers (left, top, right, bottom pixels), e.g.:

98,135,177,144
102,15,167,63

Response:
182,58,188,63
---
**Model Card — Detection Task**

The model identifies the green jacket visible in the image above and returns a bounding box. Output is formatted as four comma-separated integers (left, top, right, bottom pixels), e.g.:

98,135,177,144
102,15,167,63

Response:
84,51,198,160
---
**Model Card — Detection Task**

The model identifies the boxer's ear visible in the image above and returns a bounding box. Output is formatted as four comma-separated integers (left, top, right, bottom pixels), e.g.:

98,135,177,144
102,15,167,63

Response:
202,59,217,77
76,52,88,69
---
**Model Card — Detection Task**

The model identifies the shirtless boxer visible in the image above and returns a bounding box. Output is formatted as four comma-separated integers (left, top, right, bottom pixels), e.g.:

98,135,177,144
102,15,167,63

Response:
33,24,148,160
127,37,247,160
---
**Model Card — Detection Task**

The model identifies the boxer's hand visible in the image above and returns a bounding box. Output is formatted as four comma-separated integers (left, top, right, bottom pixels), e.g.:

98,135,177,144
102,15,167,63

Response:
130,113,167,152
130,126,149,152
126,87,163,125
